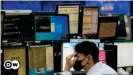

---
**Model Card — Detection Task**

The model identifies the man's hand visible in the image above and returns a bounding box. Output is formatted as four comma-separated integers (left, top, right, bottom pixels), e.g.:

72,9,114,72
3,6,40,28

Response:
64,52,77,71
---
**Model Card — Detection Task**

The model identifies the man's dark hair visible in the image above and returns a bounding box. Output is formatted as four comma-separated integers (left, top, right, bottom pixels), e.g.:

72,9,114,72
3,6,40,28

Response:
75,41,99,62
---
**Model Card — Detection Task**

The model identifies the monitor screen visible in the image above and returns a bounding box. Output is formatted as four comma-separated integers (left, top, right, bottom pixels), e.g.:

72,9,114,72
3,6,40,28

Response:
2,1,41,12
57,5,79,34
82,7,98,35
99,17,118,38
3,14,34,41
85,1,130,16
29,45,54,75
62,42,104,71
114,41,133,67
4,47,26,75
99,22,117,38
35,15,69,41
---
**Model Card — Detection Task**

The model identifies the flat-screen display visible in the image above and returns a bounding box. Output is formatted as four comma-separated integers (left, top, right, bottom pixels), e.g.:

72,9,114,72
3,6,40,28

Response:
62,42,105,71
4,47,26,75
57,5,79,34
29,45,54,75
114,41,133,67
85,1,130,16
35,15,69,41
82,7,98,35
2,1,41,12
3,14,34,41
99,17,118,38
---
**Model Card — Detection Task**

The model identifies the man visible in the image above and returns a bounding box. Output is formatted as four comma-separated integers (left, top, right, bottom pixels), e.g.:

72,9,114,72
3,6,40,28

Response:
62,41,118,75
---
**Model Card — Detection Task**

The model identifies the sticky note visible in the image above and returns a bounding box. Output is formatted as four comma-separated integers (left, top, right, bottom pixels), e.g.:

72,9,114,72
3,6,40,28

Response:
99,50,106,60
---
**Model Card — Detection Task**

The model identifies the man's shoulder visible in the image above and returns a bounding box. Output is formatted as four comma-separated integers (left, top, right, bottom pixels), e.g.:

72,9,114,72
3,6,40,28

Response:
102,64,117,72
86,62,118,75
88,72,118,75
96,64,118,74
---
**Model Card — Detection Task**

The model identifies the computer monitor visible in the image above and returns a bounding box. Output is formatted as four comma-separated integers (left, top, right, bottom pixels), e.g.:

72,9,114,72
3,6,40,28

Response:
2,14,34,41
4,47,26,75
34,13,69,41
57,4,80,34
29,45,54,75
98,17,118,39
114,41,133,67
104,45,117,71
62,42,105,71
81,7,99,35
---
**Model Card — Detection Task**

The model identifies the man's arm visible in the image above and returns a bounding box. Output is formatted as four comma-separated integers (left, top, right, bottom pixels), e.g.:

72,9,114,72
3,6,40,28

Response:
62,52,77,75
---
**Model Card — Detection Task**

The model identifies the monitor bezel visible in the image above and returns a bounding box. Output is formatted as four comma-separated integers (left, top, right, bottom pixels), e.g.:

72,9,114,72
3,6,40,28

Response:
81,6,99,38
56,4,80,35
32,12,70,42
1,11,5,22
1,11,5,48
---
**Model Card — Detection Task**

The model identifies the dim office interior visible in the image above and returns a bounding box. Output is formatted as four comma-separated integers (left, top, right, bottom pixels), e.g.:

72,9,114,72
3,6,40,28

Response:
0,1,133,75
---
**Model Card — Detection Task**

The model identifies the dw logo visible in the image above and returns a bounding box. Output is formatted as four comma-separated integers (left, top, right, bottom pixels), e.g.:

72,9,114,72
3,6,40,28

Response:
4,60,20,70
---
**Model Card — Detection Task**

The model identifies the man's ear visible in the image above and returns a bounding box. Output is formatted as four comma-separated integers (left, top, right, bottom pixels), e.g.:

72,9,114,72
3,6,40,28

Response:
88,55,92,63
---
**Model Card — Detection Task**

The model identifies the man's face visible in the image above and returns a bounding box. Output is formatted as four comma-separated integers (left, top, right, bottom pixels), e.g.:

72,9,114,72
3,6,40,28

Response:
76,53,86,61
